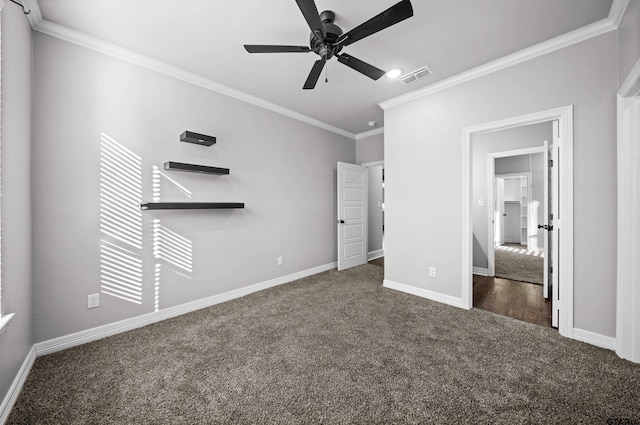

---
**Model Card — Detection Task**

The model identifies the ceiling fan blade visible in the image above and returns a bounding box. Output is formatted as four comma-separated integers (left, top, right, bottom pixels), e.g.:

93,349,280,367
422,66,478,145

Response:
244,45,311,53
337,53,385,80
295,0,325,40
337,0,413,47
303,59,326,90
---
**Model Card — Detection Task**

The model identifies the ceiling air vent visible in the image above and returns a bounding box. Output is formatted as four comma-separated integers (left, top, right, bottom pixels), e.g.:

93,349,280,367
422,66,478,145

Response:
399,66,433,85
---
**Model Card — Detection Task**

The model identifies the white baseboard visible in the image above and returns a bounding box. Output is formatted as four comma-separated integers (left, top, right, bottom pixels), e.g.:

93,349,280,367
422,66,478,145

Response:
368,249,384,261
0,346,36,425
383,279,463,309
472,267,489,276
572,328,616,351
35,262,337,356
383,281,617,352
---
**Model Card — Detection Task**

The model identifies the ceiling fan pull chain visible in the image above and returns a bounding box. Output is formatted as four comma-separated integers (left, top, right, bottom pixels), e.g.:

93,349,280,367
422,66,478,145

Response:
325,61,329,83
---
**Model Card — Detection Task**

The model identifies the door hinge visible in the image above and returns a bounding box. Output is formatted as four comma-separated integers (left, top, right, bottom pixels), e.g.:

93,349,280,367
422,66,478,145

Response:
550,266,553,274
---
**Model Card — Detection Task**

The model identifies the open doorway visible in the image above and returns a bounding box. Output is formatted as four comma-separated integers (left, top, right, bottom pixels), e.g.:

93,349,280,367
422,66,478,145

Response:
491,152,545,286
336,161,384,271
462,106,574,337
478,148,550,327
364,161,384,268
494,173,544,284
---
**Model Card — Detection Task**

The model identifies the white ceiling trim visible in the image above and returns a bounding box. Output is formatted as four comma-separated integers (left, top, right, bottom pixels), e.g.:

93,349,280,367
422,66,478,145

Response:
355,127,384,140
380,0,628,111
23,0,357,141
24,0,42,28
609,0,629,26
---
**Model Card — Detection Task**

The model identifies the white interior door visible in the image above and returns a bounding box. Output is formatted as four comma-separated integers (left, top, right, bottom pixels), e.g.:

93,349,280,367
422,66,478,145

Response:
337,162,368,271
495,178,505,246
543,140,550,299
551,121,560,327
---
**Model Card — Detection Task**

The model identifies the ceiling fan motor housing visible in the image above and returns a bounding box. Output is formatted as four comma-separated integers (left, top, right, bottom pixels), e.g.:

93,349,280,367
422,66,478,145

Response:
309,10,343,59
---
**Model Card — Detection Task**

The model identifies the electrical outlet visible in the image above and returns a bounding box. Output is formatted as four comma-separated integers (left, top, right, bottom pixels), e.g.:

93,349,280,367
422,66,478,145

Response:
277,257,283,266
428,267,436,278
88,293,100,309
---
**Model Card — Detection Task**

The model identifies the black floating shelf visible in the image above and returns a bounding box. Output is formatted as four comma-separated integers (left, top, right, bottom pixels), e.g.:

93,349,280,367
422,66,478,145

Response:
140,202,244,210
164,161,229,175
180,131,216,146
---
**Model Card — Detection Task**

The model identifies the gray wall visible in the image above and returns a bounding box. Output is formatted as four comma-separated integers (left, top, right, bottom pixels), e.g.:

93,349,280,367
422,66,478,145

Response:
0,3,33,406
471,123,551,268
31,33,354,342
618,0,640,86
496,155,531,175
367,165,383,253
356,132,383,164
385,32,618,337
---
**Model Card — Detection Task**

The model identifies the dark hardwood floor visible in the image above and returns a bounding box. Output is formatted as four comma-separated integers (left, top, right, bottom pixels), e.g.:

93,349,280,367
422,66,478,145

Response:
473,274,552,327
370,257,550,327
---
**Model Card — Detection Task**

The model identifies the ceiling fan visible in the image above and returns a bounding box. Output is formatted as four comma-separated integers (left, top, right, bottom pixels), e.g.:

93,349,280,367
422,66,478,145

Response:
244,0,414,89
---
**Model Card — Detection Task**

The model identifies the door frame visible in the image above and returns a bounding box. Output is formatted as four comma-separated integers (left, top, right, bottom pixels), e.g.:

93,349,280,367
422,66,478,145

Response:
487,147,543,276
361,160,385,261
616,91,640,362
462,105,574,338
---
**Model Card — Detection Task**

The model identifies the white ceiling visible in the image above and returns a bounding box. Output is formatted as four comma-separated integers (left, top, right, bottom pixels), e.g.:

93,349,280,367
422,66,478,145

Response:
35,0,613,136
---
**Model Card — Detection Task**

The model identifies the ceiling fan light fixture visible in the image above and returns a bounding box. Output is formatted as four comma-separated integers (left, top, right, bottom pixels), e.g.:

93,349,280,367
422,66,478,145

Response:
386,68,403,79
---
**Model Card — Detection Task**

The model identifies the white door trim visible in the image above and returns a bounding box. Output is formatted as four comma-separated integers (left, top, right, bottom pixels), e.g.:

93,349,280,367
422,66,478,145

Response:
616,94,640,362
462,105,574,338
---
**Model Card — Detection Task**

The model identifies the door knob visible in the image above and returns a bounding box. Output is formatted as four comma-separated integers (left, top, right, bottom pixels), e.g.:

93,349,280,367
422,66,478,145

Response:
337,219,345,224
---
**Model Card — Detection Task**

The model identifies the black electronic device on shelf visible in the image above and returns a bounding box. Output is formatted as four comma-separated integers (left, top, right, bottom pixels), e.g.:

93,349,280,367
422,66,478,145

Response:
180,131,216,146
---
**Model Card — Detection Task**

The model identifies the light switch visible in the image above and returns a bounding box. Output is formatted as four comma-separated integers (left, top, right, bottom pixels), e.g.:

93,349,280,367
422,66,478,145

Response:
478,199,484,207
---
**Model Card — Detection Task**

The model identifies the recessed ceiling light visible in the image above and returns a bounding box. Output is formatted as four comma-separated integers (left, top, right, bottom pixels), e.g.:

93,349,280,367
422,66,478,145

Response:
386,68,403,79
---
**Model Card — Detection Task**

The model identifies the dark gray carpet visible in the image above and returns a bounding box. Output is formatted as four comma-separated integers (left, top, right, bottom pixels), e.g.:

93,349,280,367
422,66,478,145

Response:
8,264,640,424
495,244,544,284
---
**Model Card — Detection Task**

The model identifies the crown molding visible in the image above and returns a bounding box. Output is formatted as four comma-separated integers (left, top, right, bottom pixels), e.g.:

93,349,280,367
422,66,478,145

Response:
23,0,41,27
23,0,356,141
609,0,629,27
22,0,628,136
380,1,627,110
355,127,384,140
